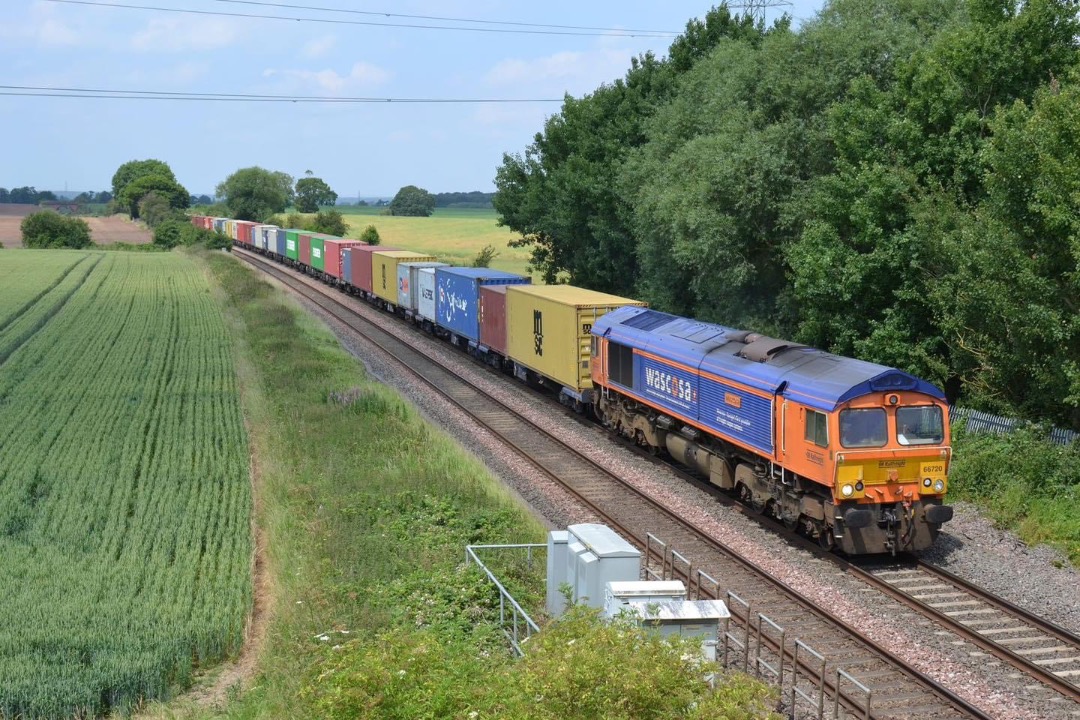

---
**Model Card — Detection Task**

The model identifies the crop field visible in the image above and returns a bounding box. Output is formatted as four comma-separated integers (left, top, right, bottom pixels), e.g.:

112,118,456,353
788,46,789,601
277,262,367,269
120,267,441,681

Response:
338,207,535,276
0,251,251,718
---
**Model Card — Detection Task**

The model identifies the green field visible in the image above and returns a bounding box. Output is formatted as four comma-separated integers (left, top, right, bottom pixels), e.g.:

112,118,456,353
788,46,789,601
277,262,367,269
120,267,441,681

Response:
0,250,251,718
337,207,535,277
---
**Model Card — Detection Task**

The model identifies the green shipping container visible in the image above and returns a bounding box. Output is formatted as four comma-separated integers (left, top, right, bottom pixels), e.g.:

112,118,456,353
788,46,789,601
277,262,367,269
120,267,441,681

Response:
310,236,326,272
285,229,301,261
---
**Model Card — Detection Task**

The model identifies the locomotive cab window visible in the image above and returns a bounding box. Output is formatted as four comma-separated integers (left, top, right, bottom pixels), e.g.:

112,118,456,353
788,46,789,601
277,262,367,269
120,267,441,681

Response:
804,410,828,448
840,408,887,448
897,406,944,446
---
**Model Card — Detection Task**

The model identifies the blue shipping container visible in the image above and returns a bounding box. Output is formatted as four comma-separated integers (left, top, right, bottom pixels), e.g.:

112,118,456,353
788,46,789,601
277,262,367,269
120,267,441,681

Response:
435,267,530,343
273,228,287,257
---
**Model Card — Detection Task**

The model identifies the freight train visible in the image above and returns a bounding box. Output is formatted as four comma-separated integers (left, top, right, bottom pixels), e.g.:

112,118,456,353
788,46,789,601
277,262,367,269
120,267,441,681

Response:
194,215,954,555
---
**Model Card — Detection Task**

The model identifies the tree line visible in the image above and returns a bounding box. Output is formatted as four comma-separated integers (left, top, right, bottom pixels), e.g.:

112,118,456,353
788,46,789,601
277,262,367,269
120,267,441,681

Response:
0,187,58,204
493,0,1080,430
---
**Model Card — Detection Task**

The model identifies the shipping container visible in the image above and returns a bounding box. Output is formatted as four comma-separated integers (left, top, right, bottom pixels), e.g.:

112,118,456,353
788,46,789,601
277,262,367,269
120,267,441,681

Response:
284,229,301,261
397,261,449,312
344,245,399,293
299,233,312,267
435,267,530,343
323,238,363,280
506,285,646,401
417,267,438,322
371,251,438,305
310,235,326,272
273,228,287,257
480,285,509,355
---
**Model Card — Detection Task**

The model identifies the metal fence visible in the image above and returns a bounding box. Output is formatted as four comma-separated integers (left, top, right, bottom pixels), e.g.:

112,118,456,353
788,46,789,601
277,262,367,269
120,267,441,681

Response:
950,406,1078,446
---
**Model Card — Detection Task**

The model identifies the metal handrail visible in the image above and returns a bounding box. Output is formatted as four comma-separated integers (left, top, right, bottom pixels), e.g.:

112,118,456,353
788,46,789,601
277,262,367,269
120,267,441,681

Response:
465,544,542,655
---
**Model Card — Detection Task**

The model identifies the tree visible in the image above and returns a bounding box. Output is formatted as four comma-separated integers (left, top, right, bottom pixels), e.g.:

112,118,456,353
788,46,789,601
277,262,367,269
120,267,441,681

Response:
190,194,213,206
308,209,348,236
21,211,92,249
111,159,176,202
295,174,338,213
119,174,189,219
138,192,176,228
358,224,380,246
389,185,436,217
472,245,498,267
216,167,294,221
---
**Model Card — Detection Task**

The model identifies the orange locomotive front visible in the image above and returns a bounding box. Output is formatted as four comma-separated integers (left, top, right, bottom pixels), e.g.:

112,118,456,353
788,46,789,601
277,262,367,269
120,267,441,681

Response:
590,306,953,555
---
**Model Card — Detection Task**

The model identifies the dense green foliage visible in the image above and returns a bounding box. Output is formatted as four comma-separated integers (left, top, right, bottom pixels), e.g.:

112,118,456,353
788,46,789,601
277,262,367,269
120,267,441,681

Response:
20,211,92,249
153,219,229,250
0,252,250,718
308,208,348,236
295,174,338,213
111,159,189,219
950,428,1080,564
358,223,381,245
306,606,781,720
495,0,1080,428
434,190,494,208
390,185,436,216
216,167,294,221
0,187,58,204
472,244,498,267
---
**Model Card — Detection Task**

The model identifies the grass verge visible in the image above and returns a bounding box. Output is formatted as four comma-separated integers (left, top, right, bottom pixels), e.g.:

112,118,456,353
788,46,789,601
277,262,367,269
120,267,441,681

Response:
950,428,1080,566
147,248,779,719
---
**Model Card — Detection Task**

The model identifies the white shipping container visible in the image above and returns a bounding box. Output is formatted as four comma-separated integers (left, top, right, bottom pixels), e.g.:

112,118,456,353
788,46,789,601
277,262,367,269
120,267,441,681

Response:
417,267,438,322
398,262,449,312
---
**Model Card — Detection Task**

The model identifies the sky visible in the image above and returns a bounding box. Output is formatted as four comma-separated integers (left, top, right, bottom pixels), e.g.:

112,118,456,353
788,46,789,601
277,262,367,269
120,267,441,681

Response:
1,0,825,198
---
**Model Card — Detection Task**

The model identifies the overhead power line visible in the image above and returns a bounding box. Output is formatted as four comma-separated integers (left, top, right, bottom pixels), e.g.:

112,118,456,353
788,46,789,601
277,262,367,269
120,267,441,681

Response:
0,84,564,103
214,0,681,35
41,0,681,37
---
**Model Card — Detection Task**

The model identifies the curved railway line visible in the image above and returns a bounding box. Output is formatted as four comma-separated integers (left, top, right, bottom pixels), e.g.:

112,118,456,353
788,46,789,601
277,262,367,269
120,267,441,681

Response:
235,247,1028,719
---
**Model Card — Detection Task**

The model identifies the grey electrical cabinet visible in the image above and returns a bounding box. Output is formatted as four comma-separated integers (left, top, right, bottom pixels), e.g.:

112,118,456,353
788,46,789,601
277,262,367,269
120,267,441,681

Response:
560,524,641,614
546,530,569,617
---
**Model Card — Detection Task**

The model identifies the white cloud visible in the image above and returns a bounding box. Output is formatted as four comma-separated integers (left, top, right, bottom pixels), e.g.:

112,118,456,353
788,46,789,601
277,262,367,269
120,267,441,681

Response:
484,48,633,97
131,18,239,53
263,62,391,95
302,35,337,59
0,3,86,48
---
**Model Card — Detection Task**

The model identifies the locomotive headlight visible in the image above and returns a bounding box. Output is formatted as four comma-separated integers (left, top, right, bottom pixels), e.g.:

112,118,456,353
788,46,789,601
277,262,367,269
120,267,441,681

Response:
855,482,864,492
923,478,932,488
933,479,945,493
841,484,855,498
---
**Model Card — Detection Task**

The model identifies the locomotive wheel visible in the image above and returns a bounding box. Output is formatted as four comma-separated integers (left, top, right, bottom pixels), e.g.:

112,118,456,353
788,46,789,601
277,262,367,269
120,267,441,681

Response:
818,525,835,551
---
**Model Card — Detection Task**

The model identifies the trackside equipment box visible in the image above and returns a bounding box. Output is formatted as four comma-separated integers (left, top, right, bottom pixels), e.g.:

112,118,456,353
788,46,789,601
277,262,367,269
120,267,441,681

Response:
558,524,640,615
506,285,646,402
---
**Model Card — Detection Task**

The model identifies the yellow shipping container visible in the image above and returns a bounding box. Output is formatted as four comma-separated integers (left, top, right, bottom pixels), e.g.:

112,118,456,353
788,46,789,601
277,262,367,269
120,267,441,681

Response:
506,285,646,400
371,251,438,305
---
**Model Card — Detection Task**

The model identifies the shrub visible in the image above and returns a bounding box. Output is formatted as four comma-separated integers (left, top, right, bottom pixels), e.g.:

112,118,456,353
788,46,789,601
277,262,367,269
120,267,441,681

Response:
472,244,498,268
153,219,231,250
309,209,348,236
21,211,92,249
359,224,380,245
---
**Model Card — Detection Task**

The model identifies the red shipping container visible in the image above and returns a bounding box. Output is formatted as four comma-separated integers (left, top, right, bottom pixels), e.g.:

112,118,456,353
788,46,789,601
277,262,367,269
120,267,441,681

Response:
238,220,257,245
323,239,363,280
479,285,510,355
348,245,400,294
300,233,312,266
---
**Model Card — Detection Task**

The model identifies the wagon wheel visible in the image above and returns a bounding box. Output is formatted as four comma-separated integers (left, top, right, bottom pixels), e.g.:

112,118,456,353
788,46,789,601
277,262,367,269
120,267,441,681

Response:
817,523,835,551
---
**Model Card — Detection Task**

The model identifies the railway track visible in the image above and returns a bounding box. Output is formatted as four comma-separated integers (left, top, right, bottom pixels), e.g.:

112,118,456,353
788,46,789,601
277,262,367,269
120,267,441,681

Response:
234,247,995,719
857,559,1080,703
